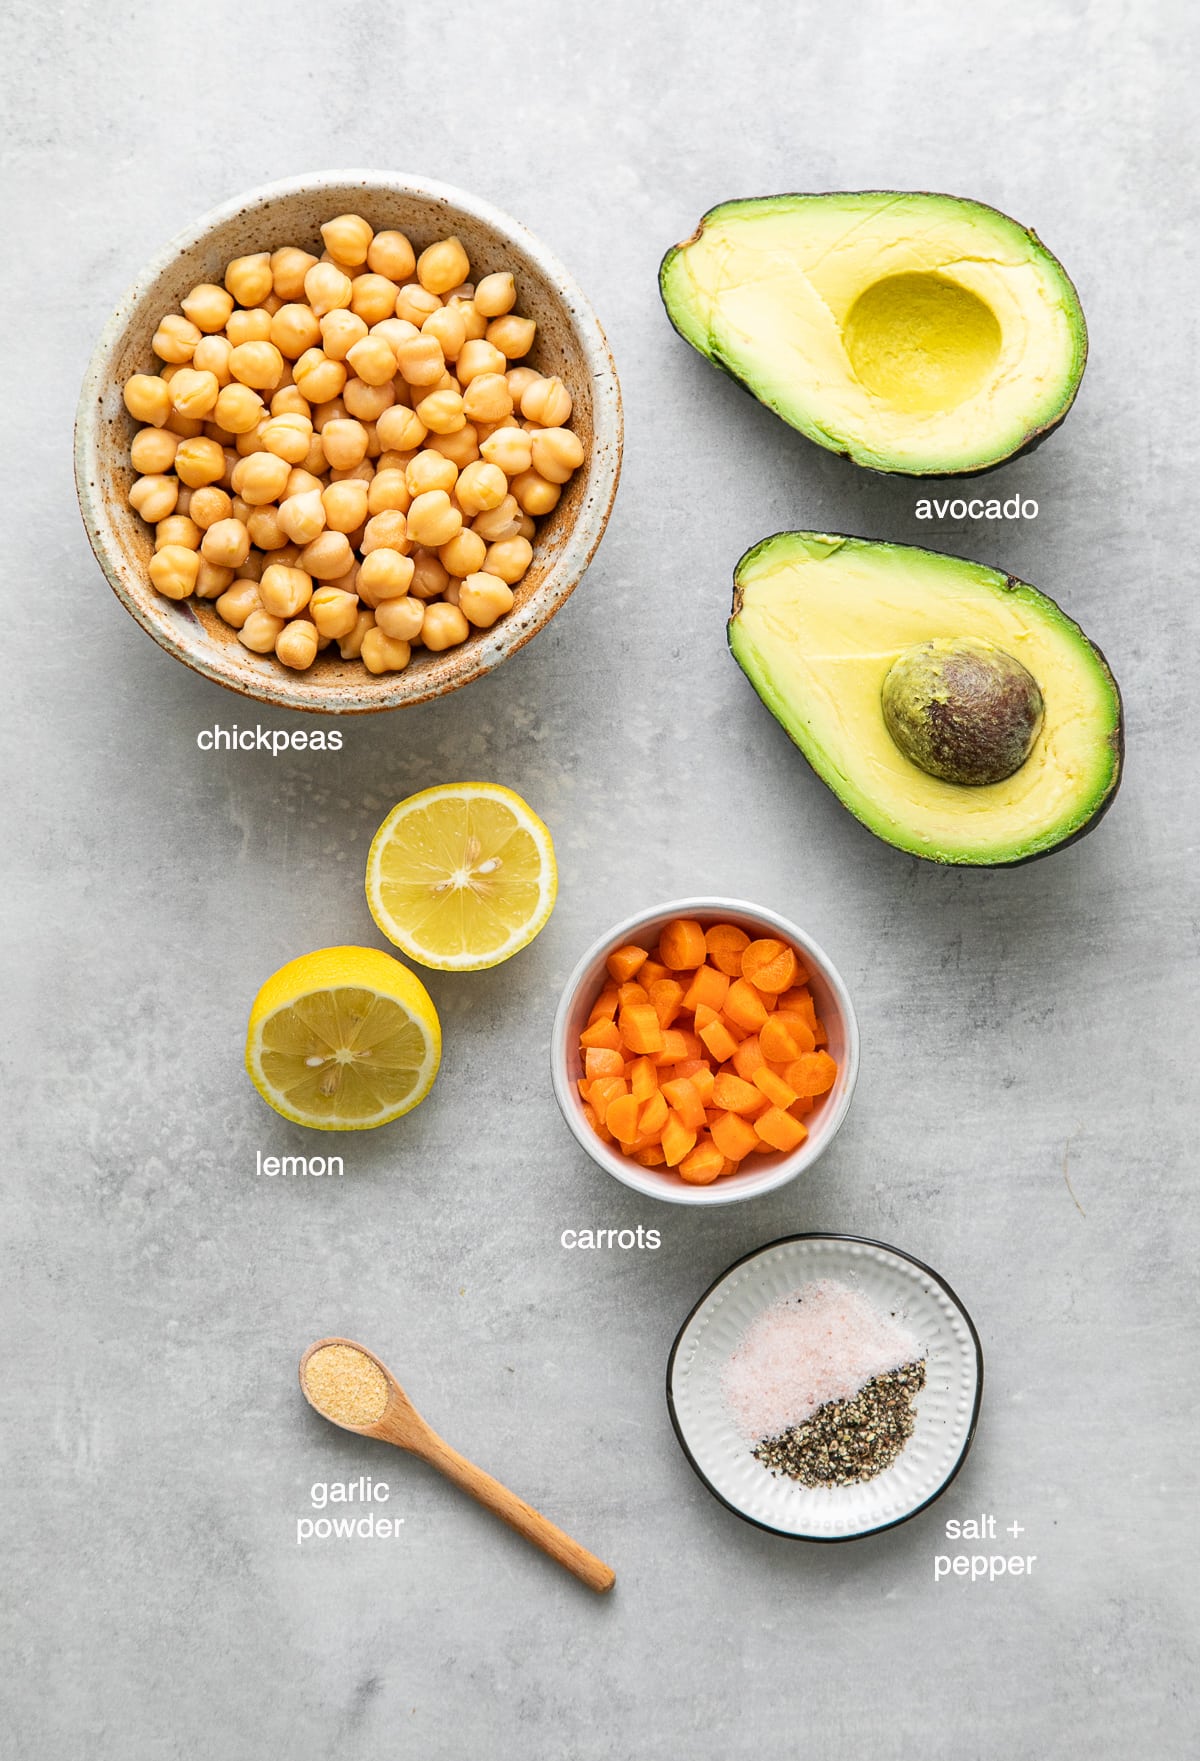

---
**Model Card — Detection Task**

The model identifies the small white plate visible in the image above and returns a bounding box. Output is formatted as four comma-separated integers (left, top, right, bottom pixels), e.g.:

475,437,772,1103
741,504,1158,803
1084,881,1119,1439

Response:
667,1235,983,1541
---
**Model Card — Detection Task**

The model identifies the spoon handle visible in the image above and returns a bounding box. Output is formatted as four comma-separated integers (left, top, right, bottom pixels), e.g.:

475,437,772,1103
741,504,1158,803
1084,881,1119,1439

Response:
417,1430,615,1593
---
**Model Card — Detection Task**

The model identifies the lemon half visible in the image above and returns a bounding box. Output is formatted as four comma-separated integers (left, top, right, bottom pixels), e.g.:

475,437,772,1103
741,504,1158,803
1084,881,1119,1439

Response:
365,783,557,971
245,946,441,1130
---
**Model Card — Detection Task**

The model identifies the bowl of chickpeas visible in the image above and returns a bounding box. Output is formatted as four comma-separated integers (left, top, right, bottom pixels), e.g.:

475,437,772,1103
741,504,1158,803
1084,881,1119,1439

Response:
75,171,623,711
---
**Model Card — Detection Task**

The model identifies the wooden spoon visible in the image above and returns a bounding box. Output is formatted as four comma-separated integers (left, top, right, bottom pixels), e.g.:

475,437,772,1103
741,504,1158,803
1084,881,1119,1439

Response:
299,1337,615,1594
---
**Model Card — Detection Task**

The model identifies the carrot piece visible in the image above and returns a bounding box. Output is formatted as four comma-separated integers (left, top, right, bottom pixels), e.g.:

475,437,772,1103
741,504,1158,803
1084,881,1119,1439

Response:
659,917,707,971
653,1028,691,1067
710,1110,760,1161
672,1057,706,1080
577,1076,592,1101
647,978,685,1029
627,1055,659,1104
784,1050,838,1097
585,1046,624,1082
633,1144,666,1167
660,1077,706,1131
789,1095,815,1118
759,1017,803,1064
639,1091,669,1136
677,1031,703,1060
813,1019,828,1047
711,1072,770,1117
662,1111,698,1167
692,1001,718,1032
602,1092,638,1144
588,985,619,1024
752,1066,798,1108
740,938,797,994
698,1017,738,1064
731,1035,766,1081
772,1010,816,1055
683,964,731,1014
779,986,817,1032
606,944,649,984
754,1106,808,1153
617,981,650,1010
619,1004,665,1056
679,1140,724,1185
581,1101,615,1145
719,1157,740,1176
723,978,769,1032
704,922,750,977
690,1064,716,1106
580,1017,623,1052
639,958,670,987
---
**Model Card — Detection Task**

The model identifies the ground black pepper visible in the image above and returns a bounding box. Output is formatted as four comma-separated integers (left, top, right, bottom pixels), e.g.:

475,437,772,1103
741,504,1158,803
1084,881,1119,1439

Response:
753,1360,926,1487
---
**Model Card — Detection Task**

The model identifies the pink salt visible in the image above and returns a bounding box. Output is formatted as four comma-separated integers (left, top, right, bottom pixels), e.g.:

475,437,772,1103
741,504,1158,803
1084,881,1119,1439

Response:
721,1279,920,1442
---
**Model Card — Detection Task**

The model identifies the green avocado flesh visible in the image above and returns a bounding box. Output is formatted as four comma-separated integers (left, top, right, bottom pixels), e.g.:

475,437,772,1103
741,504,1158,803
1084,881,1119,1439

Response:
729,534,1122,866
660,192,1088,475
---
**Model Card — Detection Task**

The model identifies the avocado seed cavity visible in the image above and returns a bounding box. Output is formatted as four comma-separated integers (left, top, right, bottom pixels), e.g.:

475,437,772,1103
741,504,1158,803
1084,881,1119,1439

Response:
843,274,1002,414
882,636,1044,785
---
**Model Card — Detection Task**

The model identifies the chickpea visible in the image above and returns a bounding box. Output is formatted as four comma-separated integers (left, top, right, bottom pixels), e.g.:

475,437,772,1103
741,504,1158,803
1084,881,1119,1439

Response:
321,213,373,267
462,372,515,426
367,468,411,515
153,313,202,364
485,314,536,360
270,246,318,299
169,367,220,419
422,305,467,362
350,273,399,325
270,383,311,419
301,434,328,475
376,405,427,454
123,373,171,426
260,412,313,465
357,508,406,553
484,536,534,585
473,271,517,318
338,607,375,659
458,570,516,629
195,559,235,599
363,228,414,281
225,253,273,307
239,609,286,653
406,489,464,549
311,397,348,433
506,366,541,408
371,315,419,352
360,627,411,673
329,457,374,483
320,309,368,362
471,493,522,542
193,334,234,386
421,601,470,650
230,423,266,461
509,468,561,517
442,577,462,606
516,514,536,540
313,478,362,534
343,375,394,421
269,302,321,358
456,339,507,386
130,427,178,474
284,466,324,499
275,619,320,670
454,460,509,516
394,332,445,387
222,455,280,510
227,340,282,392
304,261,353,317
259,563,313,618
277,489,327,546
129,473,178,522
394,283,442,326
215,578,262,628
412,237,466,296
374,595,424,641
530,426,586,485
426,424,480,468
180,282,233,334
354,547,412,605
247,505,288,550
339,334,391,388
479,426,531,477
417,388,470,437
262,293,284,315
189,484,234,529
198,517,250,569
320,418,369,470
446,296,487,343
156,513,200,551
211,382,264,436
409,550,451,600
238,549,265,582
521,375,573,426
148,544,201,599
299,585,356,641
299,531,355,580
293,349,346,405
438,528,487,578
226,308,273,348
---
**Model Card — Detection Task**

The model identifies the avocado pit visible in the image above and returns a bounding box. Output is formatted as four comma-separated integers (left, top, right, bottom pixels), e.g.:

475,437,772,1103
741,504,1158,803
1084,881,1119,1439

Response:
881,636,1044,786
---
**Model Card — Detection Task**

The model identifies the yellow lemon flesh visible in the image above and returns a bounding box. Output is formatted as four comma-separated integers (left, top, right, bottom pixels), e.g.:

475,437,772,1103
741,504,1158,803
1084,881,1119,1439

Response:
245,946,441,1130
365,783,557,971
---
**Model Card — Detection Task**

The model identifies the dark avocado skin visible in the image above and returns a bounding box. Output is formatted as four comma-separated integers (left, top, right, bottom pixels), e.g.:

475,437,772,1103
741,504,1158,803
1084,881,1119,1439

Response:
727,535,1124,869
659,192,1089,480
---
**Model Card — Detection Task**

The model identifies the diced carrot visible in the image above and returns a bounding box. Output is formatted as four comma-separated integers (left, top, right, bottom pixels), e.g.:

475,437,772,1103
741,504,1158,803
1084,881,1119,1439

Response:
731,1035,766,1082
588,1076,627,1123
628,1055,659,1103
677,1031,703,1060
647,978,685,1029
741,938,797,994
577,1077,592,1101
588,985,619,1024
772,1010,816,1054
660,1078,706,1131
672,1057,707,1081
784,1050,838,1096
653,1028,691,1067
639,958,670,987
789,1095,815,1118
662,1111,698,1167
617,981,650,1009
582,1101,615,1145
755,1106,808,1153
580,1017,623,1053
693,1001,719,1032
606,1093,640,1144
724,978,769,1032
606,944,649,984
689,1064,716,1106
679,1140,724,1185
813,1019,827,1047
717,1011,749,1043
779,986,817,1032
711,1071,769,1116
752,1066,797,1108
619,1004,665,1056
759,1018,801,1064
639,1091,669,1136
585,1046,624,1081
704,922,750,977
659,918,708,971
683,964,731,1013
719,1157,740,1176
698,1017,738,1064
633,1144,666,1167
710,1110,760,1161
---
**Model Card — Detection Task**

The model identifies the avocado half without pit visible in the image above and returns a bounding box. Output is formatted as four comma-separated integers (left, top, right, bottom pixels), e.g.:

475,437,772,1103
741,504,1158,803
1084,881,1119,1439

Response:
728,533,1122,866
660,191,1087,475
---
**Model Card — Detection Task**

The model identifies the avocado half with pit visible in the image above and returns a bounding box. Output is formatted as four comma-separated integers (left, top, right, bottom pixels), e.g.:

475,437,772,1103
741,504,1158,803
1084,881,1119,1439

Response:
729,533,1121,866
660,192,1087,475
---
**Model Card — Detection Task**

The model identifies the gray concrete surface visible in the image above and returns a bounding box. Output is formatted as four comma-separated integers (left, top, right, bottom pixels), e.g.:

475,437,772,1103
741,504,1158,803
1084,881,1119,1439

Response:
4,2,1198,1756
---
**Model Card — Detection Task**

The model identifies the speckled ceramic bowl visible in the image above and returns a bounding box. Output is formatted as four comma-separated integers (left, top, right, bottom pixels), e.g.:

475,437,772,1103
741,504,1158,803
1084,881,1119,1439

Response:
75,171,623,713
551,898,860,1206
